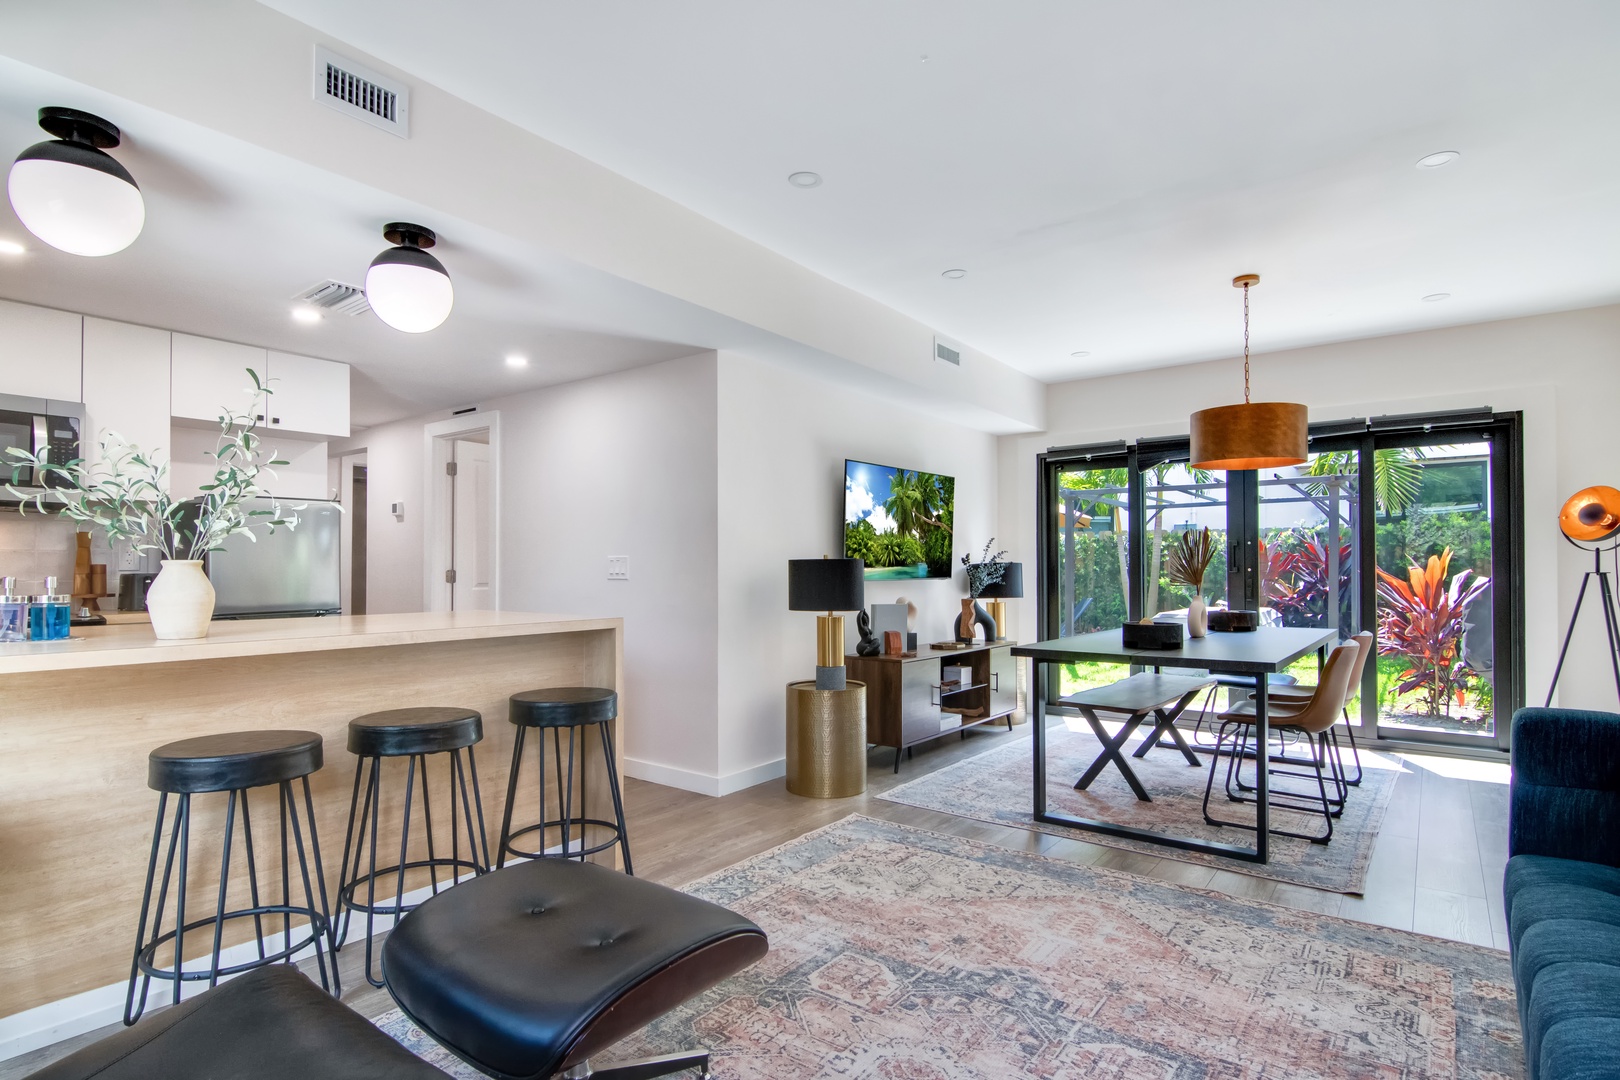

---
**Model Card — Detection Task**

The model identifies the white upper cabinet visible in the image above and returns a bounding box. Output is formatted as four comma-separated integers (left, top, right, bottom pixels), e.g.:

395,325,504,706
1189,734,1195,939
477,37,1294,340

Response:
171,333,268,424
264,351,350,438
0,298,82,402
82,319,172,487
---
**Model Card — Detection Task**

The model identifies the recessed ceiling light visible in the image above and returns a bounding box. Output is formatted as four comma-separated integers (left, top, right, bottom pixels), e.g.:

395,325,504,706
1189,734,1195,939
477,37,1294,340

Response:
0,239,24,256
941,268,966,279
1069,351,1090,359
787,171,821,188
290,305,322,324
1422,293,1451,302
1416,151,1461,169
505,353,529,369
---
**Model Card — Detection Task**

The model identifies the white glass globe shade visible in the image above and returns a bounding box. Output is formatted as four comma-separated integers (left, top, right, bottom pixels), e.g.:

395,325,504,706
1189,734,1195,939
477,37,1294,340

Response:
7,154,145,257
365,255,454,333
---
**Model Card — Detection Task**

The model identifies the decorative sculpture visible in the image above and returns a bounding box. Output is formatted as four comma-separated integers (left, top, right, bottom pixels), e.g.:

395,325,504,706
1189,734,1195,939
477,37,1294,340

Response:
855,609,882,656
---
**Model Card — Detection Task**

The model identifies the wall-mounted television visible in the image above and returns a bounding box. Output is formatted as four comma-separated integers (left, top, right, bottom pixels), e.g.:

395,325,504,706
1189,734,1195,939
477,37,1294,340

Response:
843,458,955,579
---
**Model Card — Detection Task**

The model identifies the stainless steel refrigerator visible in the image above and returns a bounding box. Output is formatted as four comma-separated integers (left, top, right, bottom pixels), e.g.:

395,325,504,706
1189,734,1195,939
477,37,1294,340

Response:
203,498,342,618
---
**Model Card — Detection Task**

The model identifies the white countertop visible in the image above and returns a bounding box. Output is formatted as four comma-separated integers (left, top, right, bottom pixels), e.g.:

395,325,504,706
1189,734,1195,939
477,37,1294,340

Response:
0,610,620,674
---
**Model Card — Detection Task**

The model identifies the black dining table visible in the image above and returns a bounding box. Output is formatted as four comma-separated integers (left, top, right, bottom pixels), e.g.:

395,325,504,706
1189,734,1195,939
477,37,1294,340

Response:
1013,626,1338,863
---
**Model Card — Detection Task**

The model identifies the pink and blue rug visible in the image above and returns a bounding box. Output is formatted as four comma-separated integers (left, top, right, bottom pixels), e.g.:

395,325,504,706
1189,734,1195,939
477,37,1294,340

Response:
379,815,1518,1078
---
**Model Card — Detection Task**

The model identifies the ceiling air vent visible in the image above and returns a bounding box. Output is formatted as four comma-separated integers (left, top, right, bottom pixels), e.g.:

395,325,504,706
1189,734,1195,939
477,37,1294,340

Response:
934,335,962,367
293,279,371,316
312,45,409,138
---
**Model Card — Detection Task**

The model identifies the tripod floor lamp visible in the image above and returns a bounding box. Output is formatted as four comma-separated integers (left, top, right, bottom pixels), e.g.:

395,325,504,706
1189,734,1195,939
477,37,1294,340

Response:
1546,485,1620,706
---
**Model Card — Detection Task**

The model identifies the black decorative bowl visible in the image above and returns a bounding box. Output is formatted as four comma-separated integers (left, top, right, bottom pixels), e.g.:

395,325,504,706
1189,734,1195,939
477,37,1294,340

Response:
1121,621,1184,650
1209,608,1260,632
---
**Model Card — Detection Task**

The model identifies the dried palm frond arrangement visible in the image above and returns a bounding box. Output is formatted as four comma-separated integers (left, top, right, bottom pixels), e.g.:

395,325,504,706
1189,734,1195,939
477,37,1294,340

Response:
1165,527,1216,596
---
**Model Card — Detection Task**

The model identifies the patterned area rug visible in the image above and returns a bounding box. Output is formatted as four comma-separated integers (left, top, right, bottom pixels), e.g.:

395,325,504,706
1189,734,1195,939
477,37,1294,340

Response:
378,815,1520,1079
878,721,1402,894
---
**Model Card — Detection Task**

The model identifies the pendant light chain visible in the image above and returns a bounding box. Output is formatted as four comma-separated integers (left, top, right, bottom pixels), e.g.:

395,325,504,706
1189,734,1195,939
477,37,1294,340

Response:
1243,281,1251,405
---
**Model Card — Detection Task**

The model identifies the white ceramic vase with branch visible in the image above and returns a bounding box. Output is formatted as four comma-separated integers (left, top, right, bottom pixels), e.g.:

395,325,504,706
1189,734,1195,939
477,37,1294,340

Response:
5,371,300,639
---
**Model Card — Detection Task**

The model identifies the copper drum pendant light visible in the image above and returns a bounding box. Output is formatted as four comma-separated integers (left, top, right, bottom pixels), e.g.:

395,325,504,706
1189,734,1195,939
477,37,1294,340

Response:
1189,275,1309,471
1559,486,1620,543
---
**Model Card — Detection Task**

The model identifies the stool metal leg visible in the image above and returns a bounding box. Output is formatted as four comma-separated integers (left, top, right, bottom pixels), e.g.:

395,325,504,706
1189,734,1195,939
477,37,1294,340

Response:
335,755,370,950
498,724,528,868
206,790,239,989
600,720,634,875
172,793,191,1009
282,780,338,997
239,792,266,963
125,792,177,1026
562,725,577,860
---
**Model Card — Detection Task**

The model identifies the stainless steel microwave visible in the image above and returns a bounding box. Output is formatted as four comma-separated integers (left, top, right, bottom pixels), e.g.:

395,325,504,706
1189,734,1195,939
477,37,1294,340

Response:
0,393,84,494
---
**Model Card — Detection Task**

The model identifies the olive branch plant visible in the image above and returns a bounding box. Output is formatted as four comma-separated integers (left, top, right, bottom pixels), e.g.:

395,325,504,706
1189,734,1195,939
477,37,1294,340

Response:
3,370,301,560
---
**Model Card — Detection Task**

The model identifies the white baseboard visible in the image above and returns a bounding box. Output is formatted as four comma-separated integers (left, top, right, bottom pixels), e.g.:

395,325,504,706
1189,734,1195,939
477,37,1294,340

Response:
0,874,468,1064
716,757,786,796
623,756,785,797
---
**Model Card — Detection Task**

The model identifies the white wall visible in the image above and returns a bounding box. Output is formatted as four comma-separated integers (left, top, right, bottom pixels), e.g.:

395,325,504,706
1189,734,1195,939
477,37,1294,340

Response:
169,426,332,501
716,352,1000,789
999,303,1620,714
331,353,721,783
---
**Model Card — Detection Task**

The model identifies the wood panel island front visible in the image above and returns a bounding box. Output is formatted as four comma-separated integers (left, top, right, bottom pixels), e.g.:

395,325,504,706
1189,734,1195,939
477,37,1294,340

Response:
0,611,624,1036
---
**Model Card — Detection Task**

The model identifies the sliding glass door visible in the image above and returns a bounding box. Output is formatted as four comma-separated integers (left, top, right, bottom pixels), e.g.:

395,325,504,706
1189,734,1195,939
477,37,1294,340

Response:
1038,412,1522,753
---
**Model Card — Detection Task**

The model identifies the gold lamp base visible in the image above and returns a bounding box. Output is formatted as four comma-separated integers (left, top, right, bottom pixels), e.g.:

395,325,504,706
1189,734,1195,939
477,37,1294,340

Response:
786,680,867,798
987,599,1007,640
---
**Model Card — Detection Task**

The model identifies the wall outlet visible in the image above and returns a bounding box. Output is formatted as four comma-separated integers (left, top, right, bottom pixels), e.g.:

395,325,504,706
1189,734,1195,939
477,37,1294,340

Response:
607,556,629,581
117,543,140,572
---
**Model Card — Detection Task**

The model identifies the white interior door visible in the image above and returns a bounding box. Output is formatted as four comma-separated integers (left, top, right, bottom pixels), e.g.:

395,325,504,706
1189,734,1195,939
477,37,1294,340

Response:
450,439,492,610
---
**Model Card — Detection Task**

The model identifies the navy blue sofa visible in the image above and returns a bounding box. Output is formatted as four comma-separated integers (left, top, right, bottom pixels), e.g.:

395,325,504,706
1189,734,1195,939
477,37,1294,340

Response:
1505,707,1620,1080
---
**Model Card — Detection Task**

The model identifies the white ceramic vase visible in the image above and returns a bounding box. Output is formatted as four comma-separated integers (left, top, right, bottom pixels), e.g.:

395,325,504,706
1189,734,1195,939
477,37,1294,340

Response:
1187,595,1208,639
146,560,216,640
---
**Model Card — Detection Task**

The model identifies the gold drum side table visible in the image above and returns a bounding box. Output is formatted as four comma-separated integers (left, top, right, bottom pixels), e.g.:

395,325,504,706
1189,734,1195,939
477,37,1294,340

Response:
786,680,867,798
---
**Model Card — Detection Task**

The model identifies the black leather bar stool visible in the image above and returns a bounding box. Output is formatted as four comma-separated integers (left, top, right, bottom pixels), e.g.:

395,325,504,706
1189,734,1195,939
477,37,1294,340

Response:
335,706,490,987
126,730,337,1026
497,687,633,874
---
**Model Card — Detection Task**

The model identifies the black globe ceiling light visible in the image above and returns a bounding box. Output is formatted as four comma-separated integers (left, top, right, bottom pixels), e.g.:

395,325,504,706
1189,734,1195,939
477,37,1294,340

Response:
7,107,145,257
365,222,454,333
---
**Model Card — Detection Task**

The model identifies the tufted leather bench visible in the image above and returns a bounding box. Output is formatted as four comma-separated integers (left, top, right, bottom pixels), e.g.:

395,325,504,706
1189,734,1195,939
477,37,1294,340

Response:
382,858,768,1080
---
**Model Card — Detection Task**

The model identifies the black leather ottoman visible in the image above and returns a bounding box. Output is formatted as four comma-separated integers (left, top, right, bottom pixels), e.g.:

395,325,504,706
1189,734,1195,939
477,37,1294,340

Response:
26,966,448,1080
382,859,767,1080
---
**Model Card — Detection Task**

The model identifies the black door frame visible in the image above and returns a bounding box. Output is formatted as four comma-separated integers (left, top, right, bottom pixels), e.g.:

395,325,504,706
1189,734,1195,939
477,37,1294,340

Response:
1036,410,1524,756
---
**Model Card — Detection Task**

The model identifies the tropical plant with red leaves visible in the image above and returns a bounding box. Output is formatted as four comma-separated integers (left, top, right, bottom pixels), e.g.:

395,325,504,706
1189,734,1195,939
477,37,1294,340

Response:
1270,536,1354,627
1375,547,1490,716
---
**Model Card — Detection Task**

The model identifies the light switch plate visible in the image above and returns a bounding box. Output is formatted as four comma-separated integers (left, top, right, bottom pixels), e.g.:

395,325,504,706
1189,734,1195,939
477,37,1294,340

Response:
607,556,629,581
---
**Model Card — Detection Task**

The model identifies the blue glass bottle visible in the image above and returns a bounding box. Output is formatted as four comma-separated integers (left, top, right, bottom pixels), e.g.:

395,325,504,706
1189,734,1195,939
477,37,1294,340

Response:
46,576,71,641
0,577,26,643
29,577,70,641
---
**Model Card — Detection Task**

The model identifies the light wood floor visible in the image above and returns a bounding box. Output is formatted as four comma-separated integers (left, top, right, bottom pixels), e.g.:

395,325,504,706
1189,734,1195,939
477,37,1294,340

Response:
2,720,1510,1079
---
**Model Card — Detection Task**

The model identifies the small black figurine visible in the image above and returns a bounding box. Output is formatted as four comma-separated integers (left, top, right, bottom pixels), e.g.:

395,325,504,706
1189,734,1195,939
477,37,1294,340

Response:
855,609,882,656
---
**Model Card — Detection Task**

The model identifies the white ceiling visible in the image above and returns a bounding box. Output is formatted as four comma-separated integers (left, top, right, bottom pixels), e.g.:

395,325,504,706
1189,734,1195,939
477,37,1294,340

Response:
259,0,1620,382
0,59,702,428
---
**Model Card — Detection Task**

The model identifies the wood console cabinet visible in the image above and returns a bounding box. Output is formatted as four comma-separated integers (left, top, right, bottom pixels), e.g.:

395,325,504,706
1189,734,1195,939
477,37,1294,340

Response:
847,642,1017,771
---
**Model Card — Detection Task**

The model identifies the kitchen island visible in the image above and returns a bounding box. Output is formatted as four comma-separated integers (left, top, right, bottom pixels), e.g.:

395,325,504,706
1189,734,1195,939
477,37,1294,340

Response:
0,611,623,1036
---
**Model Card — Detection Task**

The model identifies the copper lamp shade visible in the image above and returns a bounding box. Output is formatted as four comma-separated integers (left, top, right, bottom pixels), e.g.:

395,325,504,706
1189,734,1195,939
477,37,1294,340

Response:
1189,401,1309,471
1559,486,1620,543
1188,274,1309,472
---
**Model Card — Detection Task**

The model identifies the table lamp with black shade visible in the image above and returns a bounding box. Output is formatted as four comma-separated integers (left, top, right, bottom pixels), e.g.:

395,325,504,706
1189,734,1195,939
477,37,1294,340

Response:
977,562,1022,642
789,557,865,690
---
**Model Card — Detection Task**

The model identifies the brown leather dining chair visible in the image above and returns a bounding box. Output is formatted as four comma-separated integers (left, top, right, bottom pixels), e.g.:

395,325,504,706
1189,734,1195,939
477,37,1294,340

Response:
1201,639,1361,845
1267,629,1375,788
